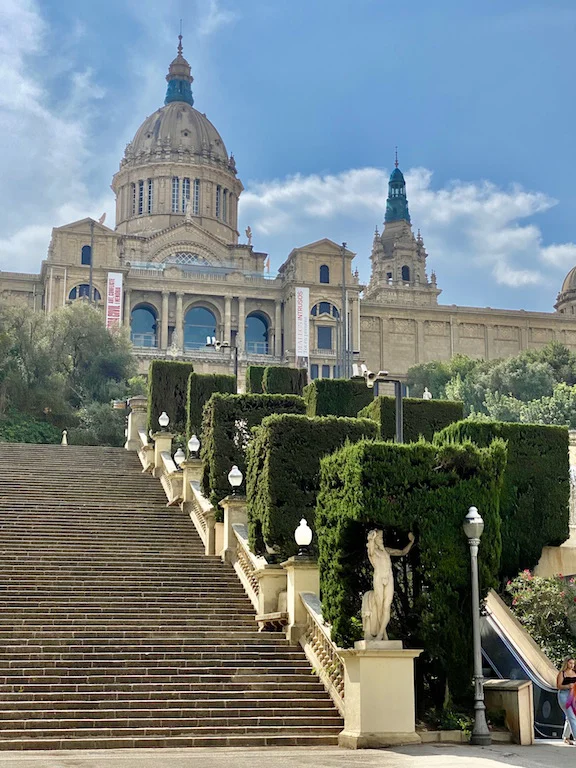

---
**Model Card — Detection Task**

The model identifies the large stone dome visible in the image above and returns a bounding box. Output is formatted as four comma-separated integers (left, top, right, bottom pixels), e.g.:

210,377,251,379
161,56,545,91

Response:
128,102,229,167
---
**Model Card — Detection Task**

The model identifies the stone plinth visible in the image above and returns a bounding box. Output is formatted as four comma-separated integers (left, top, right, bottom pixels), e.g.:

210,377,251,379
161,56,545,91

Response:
151,432,175,478
181,458,202,502
254,564,287,616
338,642,422,749
281,556,319,644
124,395,148,451
219,495,247,563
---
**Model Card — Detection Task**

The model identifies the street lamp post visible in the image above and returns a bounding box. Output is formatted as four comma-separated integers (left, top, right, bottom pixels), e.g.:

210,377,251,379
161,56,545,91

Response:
355,366,404,443
463,505,491,747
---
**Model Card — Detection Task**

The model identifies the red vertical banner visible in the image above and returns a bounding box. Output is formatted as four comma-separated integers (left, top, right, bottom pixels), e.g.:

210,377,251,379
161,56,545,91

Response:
106,272,123,329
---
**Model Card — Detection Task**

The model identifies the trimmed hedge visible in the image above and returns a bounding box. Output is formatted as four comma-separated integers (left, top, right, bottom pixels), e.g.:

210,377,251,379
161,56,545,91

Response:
147,360,195,435
245,366,267,394
247,414,378,560
186,373,236,438
200,393,306,508
262,367,308,395
304,378,374,417
359,396,464,442
435,420,570,578
316,438,506,703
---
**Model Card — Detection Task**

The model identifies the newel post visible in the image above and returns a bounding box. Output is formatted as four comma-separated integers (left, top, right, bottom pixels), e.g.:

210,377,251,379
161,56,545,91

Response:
281,555,319,644
218,495,247,563
151,432,174,478
124,395,148,451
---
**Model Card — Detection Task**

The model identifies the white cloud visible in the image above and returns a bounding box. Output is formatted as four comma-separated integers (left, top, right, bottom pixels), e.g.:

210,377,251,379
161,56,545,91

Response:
198,0,238,36
241,166,576,290
0,0,108,273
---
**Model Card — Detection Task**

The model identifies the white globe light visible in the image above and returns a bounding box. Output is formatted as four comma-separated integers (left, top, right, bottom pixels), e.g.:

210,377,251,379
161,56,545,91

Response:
158,411,170,429
188,434,200,455
174,448,185,467
295,518,313,547
463,506,484,541
228,465,243,492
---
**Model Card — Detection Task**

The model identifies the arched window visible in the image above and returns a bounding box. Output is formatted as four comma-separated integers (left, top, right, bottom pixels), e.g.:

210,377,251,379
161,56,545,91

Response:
184,306,217,350
216,186,222,218
311,302,339,318
319,265,330,284
172,177,180,212
81,245,91,266
245,312,269,355
182,178,190,212
138,180,144,215
147,179,153,213
401,265,410,282
193,179,200,215
131,305,158,348
130,183,136,215
68,284,101,301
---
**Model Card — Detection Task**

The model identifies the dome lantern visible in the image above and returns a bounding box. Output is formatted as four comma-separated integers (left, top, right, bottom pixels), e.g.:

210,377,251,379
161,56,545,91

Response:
165,35,194,106
384,149,411,224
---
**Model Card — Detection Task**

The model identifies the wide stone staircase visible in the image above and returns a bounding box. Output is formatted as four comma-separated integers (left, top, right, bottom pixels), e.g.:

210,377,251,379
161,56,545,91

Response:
0,444,342,750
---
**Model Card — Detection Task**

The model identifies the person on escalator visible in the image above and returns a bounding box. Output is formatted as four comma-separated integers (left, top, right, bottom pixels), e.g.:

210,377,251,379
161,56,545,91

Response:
557,657,576,745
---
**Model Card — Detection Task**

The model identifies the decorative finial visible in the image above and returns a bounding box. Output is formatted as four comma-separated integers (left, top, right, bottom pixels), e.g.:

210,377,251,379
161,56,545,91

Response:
395,146,399,169
178,20,183,55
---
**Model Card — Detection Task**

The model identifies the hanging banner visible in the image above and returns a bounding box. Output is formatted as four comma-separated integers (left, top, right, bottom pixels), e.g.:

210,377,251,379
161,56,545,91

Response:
295,286,310,357
105,272,123,329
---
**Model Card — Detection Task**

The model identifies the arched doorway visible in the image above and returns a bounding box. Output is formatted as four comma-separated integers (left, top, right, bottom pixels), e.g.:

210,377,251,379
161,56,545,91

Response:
68,284,101,301
185,306,217,349
246,312,269,355
131,305,158,348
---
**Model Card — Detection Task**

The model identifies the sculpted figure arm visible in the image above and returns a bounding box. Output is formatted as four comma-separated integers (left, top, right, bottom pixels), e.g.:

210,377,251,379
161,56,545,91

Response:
385,531,415,557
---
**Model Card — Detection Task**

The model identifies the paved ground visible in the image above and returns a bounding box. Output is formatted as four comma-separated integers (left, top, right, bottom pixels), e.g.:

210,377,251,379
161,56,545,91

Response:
0,743,575,768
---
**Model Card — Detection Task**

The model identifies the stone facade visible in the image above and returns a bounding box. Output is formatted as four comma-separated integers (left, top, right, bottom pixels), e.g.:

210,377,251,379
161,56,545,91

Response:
1,41,576,382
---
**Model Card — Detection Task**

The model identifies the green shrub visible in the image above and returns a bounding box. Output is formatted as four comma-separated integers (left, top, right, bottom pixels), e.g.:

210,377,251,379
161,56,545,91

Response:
435,420,569,579
262,366,308,395
67,403,125,446
246,366,266,394
247,414,378,560
359,396,464,442
147,360,194,435
304,378,374,417
200,393,306,508
0,411,61,444
316,438,506,703
186,373,236,438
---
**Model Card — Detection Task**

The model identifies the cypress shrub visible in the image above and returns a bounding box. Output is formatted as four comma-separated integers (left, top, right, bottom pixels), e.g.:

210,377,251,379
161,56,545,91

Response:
200,393,306,508
435,420,570,578
147,360,195,435
262,366,308,395
246,366,267,394
359,396,464,442
247,414,378,560
316,438,506,703
186,373,236,438
304,378,374,417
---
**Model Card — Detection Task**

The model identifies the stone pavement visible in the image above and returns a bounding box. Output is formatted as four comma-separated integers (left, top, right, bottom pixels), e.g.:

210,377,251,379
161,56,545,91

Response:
0,743,574,768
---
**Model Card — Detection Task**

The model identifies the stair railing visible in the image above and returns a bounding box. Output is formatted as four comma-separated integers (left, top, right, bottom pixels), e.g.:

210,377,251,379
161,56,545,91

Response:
159,451,183,506
137,429,154,473
232,523,268,611
300,592,345,716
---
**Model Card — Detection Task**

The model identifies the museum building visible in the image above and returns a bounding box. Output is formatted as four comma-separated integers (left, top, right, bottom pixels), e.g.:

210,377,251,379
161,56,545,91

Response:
2,39,576,381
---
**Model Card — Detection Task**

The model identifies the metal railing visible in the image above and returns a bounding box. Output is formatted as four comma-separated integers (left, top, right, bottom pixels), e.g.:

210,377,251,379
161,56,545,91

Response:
300,592,345,716
245,341,269,355
131,333,158,348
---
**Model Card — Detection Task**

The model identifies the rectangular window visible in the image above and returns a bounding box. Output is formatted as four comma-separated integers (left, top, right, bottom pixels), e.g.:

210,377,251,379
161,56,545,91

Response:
172,177,179,212
182,177,190,212
321,364,331,379
216,185,221,218
311,364,319,380
147,179,153,213
193,179,200,215
317,326,333,350
222,189,227,222
131,183,136,215
138,180,144,214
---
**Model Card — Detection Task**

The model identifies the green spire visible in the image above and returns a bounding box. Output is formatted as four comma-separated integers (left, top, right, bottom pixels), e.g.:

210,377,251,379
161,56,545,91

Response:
165,35,194,106
384,152,411,224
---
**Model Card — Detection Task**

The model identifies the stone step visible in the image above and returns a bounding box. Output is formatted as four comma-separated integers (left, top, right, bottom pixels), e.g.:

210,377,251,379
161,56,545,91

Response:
0,701,336,716
0,689,325,703
0,680,326,694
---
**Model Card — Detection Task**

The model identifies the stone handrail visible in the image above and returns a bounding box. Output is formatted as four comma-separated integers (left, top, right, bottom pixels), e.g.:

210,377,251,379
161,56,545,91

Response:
232,523,268,611
137,429,154,473
300,591,345,716
188,480,212,545
159,451,183,506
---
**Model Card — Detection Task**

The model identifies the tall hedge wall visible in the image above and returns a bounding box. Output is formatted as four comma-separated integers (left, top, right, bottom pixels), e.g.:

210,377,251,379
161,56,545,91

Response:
245,366,267,394
304,378,374,417
359,396,464,442
147,360,195,435
262,366,308,395
200,393,306,507
435,420,570,579
247,414,378,560
186,373,236,439
316,438,506,703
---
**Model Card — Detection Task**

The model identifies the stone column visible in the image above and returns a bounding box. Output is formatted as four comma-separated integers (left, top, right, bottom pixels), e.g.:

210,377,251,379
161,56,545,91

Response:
219,495,247,563
274,301,282,356
123,288,131,329
237,296,246,352
161,291,170,350
181,458,203,501
254,565,287,616
416,320,425,364
124,395,148,451
281,556,320,644
224,296,232,344
175,292,184,352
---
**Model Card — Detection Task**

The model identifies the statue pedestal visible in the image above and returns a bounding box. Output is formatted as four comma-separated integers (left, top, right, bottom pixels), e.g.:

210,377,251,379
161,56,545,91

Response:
338,643,423,749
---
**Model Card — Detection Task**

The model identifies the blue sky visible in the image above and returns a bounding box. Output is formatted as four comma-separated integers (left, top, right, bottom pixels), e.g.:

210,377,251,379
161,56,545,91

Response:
1,0,575,312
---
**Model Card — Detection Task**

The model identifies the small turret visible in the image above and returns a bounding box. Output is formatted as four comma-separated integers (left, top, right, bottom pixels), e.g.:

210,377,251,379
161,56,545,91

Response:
165,35,194,106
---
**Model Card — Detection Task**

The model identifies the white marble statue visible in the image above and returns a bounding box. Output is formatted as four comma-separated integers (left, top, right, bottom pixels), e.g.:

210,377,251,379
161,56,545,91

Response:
422,387,432,400
362,529,415,642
